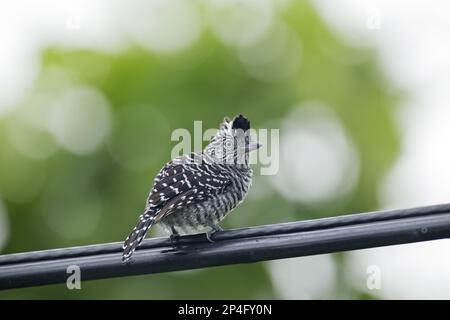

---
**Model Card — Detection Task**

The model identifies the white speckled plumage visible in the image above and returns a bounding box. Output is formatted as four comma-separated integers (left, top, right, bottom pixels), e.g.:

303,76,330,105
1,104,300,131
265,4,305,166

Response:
122,114,260,261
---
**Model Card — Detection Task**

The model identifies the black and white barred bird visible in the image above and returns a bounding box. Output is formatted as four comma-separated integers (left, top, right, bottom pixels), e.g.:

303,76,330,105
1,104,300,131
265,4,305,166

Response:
122,114,261,261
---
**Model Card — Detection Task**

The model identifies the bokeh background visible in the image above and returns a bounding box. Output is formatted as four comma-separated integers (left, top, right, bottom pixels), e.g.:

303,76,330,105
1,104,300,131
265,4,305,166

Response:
1,0,450,299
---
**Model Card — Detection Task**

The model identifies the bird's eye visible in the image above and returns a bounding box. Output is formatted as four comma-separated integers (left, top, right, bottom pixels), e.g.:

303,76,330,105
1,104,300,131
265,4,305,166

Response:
225,140,233,149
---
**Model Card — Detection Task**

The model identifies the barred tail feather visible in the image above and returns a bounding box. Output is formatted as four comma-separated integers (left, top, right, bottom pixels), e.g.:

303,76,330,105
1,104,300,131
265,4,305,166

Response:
122,212,155,262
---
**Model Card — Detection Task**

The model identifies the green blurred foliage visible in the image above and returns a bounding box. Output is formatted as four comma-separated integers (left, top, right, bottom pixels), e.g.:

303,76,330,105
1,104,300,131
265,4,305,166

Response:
0,1,399,299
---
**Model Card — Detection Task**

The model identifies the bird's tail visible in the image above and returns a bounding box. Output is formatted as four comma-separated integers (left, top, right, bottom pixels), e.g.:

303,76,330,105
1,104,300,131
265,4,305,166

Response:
122,211,156,262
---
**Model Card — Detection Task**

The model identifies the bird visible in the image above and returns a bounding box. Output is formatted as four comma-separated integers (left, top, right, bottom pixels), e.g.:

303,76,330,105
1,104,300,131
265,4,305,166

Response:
122,114,261,262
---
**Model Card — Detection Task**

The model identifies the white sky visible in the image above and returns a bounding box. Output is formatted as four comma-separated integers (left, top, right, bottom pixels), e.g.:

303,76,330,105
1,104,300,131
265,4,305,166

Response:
314,0,450,299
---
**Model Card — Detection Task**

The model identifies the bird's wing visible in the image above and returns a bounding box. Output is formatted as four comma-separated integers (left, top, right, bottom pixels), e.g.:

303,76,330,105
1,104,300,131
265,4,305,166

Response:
146,157,231,222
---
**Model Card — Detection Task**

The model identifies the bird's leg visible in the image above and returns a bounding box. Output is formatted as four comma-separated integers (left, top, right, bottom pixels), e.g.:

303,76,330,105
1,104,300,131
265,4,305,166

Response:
169,226,180,247
206,224,223,243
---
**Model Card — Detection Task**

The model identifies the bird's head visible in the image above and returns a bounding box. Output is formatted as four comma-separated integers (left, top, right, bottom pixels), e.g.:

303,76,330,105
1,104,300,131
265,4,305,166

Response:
205,114,262,165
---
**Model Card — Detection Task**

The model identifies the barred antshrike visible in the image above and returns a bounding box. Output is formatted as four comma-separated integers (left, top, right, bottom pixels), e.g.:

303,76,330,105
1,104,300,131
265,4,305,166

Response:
122,114,261,261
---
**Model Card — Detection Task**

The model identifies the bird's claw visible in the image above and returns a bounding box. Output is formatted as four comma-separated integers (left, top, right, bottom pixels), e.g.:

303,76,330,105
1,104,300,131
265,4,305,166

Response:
206,231,215,243
169,234,180,247
206,225,222,243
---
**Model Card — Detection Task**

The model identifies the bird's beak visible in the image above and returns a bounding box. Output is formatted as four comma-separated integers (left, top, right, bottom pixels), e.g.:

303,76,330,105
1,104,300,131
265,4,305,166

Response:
248,141,262,151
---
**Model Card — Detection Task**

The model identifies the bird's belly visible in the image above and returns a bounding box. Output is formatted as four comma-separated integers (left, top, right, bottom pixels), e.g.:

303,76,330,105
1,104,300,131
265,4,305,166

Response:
159,192,243,235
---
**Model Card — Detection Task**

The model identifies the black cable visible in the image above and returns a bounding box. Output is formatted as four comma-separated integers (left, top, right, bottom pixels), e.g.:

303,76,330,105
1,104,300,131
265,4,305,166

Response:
1,202,449,266
1,203,450,290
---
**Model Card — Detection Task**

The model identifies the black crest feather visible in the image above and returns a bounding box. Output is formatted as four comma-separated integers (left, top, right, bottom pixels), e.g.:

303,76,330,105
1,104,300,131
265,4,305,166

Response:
231,114,250,131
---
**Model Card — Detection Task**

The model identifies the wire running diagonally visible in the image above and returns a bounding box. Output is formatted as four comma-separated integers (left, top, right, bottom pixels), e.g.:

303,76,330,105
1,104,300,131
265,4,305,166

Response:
1,203,450,290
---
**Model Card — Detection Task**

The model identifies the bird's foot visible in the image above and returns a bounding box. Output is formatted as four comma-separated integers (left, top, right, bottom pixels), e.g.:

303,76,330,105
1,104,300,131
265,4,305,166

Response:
206,225,223,243
169,234,181,247
206,231,215,243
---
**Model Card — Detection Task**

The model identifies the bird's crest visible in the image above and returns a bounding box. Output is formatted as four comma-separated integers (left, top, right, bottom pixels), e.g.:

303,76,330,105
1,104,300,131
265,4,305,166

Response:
231,114,250,131
219,114,250,135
